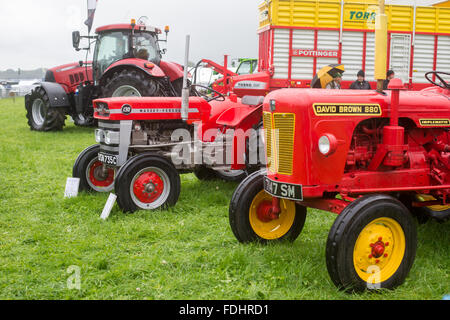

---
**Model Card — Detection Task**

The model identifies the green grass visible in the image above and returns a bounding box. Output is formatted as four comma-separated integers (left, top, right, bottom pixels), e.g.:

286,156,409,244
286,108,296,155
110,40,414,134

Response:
0,97,448,300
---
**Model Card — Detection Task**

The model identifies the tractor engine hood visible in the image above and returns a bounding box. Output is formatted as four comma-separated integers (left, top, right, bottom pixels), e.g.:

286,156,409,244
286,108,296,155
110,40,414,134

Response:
93,96,211,122
263,88,450,199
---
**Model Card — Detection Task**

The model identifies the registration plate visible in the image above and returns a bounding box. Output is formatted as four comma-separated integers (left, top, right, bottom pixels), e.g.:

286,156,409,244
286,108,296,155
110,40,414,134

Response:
264,177,303,201
98,153,118,166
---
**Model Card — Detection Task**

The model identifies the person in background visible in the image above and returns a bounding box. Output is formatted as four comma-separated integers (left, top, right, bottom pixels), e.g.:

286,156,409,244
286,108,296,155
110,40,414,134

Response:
350,70,371,90
136,48,150,61
326,72,343,89
384,70,395,90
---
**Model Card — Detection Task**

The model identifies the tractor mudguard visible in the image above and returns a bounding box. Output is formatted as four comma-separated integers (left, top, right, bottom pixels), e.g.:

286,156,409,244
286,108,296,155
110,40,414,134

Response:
102,58,166,83
30,82,71,108
159,61,184,82
216,104,263,129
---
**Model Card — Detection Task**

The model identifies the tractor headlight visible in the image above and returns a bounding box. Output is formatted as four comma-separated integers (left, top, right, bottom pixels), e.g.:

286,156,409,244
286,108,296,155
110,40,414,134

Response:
95,129,105,143
105,131,120,145
318,134,338,156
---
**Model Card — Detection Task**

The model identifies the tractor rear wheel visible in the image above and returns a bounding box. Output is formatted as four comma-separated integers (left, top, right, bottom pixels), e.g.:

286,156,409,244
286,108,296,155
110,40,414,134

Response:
171,78,184,96
194,166,247,182
193,166,217,181
326,194,417,292
115,154,181,213
412,195,450,223
101,69,162,98
73,113,96,128
229,170,307,243
25,87,66,131
215,170,247,182
73,145,116,193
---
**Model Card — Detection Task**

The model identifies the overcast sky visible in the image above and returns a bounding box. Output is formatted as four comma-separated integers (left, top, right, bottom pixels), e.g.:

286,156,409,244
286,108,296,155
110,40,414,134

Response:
0,0,260,71
0,0,444,71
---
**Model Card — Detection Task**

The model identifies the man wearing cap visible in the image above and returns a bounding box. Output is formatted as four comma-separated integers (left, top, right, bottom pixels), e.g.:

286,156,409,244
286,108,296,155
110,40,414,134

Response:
326,72,343,89
350,70,371,90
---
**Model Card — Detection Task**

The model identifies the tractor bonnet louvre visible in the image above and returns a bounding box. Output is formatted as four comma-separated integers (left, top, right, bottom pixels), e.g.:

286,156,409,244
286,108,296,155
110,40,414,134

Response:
273,113,295,176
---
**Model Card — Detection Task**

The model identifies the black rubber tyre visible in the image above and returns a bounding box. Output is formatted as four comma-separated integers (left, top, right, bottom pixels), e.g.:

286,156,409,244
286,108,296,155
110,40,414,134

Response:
415,207,450,223
101,69,162,98
25,87,66,131
73,113,96,128
171,78,184,96
229,170,307,244
411,207,433,225
115,154,181,213
193,166,218,181
194,166,247,182
215,170,248,182
73,145,116,193
326,194,417,293
410,195,450,224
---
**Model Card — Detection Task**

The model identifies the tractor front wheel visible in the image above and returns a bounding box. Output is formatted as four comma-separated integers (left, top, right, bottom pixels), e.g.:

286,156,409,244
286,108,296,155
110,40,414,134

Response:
115,154,181,213
73,145,116,193
25,87,66,131
229,170,307,243
326,194,417,292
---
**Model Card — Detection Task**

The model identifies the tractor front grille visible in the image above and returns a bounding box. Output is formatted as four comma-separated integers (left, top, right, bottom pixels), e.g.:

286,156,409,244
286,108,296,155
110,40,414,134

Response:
263,112,296,175
98,120,120,156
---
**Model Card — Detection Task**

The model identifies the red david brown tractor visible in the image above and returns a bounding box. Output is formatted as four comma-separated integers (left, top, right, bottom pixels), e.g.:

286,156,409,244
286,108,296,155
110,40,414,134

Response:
73,36,265,210
229,72,450,292
25,20,186,131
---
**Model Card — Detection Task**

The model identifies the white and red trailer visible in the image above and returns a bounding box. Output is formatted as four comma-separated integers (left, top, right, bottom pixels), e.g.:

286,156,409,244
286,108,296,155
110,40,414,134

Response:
231,0,450,96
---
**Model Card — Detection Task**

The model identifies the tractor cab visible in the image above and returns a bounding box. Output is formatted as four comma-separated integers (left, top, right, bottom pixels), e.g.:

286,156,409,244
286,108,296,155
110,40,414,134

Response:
235,59,258,76
91,23,165,83
72,20,170,84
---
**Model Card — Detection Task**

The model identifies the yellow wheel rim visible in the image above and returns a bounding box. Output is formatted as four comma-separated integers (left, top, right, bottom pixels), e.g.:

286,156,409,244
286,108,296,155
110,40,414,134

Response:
353,218,405,284
249,191,296,240
416,194,450,212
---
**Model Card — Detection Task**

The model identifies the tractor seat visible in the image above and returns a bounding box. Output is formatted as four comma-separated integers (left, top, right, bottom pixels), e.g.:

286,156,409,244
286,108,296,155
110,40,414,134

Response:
241,96,264,106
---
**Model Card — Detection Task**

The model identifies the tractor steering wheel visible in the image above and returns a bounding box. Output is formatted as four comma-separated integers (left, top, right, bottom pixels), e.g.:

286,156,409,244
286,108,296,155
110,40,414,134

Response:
425,71,450,89
190,84,226,102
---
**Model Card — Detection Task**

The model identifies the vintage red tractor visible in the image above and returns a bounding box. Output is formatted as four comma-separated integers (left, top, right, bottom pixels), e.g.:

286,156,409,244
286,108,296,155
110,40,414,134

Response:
72,87,264,210
72,36,265,208
25,20,185,131
229,71,450,292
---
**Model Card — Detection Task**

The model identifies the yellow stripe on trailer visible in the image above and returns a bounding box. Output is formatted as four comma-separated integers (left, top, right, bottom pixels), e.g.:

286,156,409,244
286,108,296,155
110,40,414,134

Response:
259,0,450,34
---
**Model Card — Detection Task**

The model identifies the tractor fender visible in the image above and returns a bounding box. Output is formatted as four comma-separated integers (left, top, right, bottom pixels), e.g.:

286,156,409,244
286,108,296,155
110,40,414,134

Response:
159,61,184,82
101,58,166,85
216,104,263,129
27,82,71,108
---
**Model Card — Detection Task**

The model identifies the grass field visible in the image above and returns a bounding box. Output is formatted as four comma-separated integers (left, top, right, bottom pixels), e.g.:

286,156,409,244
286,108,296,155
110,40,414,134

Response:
0,97,448,300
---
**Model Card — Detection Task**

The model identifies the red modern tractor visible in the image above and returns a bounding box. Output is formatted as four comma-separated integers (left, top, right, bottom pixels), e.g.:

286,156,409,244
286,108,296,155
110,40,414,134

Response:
229,71,450,291
25,20,186,131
